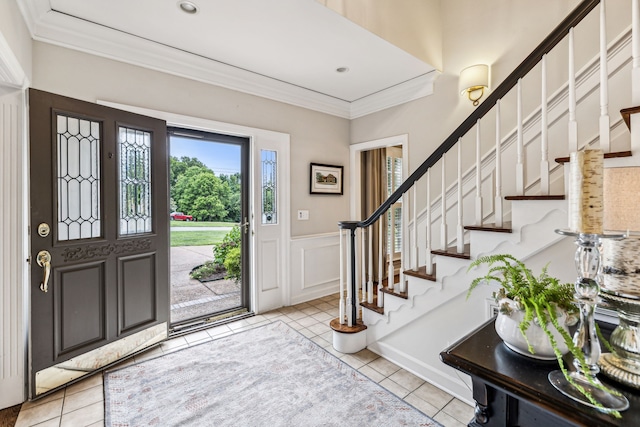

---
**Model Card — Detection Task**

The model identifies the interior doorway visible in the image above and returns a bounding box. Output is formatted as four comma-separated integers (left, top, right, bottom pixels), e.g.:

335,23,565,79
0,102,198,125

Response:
168,128,250,330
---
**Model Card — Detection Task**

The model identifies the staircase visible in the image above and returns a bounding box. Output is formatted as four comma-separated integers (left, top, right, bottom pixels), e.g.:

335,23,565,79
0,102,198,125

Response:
331,0,640,402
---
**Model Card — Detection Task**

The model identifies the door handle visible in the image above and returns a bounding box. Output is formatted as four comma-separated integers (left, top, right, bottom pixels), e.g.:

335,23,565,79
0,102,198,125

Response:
36,250,52,293
240,217,250,235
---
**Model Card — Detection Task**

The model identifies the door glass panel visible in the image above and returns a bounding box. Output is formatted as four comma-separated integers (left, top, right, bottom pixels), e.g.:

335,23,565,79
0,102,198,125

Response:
119,126,152,235
261,149,277,225
56,114,101,241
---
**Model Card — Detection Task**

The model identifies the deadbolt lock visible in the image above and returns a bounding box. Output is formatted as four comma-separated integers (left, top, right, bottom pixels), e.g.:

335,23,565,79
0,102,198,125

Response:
37,223,50,238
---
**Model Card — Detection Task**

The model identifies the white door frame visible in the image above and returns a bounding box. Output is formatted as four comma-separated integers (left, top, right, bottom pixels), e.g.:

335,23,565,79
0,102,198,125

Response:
0,31,29,408
349,134,409,221
98,101,291,314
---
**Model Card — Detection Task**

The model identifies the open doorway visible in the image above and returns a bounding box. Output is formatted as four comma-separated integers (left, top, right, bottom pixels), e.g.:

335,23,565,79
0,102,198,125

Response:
168,128,250,330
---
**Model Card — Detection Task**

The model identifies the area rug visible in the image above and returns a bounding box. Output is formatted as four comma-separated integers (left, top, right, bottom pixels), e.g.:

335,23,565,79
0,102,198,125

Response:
104,321,440,426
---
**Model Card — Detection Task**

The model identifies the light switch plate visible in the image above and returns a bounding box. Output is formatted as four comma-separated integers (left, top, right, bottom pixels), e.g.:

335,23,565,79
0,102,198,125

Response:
297,210,309,220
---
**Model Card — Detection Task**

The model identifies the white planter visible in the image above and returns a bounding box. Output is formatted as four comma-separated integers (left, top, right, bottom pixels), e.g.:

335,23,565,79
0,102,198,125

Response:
495,298,572,360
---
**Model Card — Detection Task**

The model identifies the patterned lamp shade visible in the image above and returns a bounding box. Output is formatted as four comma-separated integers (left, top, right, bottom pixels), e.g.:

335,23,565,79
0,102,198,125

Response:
602,166,640,296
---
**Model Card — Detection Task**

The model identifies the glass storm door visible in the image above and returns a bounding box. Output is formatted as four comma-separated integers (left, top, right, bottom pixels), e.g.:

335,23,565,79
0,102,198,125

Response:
28,89,169,397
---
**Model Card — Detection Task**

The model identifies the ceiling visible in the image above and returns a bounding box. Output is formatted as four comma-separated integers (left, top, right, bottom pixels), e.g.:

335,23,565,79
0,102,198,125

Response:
17,0,438,118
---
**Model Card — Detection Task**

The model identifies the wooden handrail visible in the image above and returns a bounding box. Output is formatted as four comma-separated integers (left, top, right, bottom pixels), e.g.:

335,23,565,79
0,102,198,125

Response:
348,0,601,230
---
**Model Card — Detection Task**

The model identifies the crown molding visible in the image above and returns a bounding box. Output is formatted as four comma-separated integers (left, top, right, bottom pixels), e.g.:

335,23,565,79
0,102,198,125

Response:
20,3,435,119
0,32,28,88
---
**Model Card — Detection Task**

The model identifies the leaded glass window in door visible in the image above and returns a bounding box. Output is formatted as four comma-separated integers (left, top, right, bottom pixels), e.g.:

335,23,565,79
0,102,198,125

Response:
119,126,152,235
261,149,277,224
56,114,101,241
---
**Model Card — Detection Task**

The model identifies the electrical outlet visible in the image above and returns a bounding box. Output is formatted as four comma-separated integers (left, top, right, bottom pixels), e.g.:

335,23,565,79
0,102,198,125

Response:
297,210,309,220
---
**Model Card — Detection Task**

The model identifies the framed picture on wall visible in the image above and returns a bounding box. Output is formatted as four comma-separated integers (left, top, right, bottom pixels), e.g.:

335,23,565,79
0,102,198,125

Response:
310,163,343,195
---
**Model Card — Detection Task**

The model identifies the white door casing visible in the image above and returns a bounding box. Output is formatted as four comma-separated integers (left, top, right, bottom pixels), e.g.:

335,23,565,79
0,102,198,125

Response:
0,30,29,409
98,102,291,314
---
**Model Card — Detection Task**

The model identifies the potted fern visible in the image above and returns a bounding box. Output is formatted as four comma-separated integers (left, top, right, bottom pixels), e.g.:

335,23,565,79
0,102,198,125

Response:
467,254,622,417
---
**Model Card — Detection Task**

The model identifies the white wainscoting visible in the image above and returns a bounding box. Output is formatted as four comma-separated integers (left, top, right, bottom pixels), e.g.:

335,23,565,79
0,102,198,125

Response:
289,232,340,305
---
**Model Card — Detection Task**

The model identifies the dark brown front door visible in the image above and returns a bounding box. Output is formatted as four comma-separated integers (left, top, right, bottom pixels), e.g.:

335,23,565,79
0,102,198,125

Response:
28,89,169,397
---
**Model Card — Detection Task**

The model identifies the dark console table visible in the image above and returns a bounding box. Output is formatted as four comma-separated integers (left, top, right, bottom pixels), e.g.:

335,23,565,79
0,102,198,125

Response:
440,319,640,427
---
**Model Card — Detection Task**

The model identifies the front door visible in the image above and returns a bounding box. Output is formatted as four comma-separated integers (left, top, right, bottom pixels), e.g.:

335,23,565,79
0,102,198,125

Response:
28,89,169,397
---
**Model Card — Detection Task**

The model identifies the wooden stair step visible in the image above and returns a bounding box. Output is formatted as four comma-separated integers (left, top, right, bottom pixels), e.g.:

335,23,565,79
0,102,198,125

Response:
464,222,512,233
554,151,632,164
431,243,471,260
504,195,565,201
360,299,384,314
403,264,437,281
621,106,640,130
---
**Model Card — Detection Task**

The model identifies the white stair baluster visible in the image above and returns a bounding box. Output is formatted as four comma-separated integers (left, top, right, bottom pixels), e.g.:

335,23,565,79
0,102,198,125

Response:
388,208,394,291
495,100,503,227
456,140,464,253
377,218,384,307
516,79,525,194
599,0,611,152
412,186,419,271
426,169,433,275
475,120,483,224
367,226,373,304
360,228,366,304
441,152,448,250
540,54,550,195
346,229,353,327
339,228,345,324
568,28,578,153
399,193,407,293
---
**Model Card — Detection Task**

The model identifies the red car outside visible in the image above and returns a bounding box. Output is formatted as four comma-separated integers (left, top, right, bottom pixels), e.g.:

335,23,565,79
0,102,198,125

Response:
170,212,194,221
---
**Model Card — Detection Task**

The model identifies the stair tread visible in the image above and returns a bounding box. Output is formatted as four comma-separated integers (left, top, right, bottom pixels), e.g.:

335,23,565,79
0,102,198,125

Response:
504,195,565,201
360,299,384,314
431,244,471,260
621,106,640,130
554,151,632,164
464,222,512,233
403,264,437,281
381,285,408,299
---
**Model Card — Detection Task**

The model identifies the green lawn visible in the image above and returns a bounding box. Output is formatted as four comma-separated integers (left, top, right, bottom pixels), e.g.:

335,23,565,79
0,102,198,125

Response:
170,229,229,247
169,221,237,228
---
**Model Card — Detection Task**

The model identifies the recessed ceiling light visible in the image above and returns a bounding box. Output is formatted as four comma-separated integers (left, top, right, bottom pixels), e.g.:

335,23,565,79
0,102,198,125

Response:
178,1,199,14
336,67,349,73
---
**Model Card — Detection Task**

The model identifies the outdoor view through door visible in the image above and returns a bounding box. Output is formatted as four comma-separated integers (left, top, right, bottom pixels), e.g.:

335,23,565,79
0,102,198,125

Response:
168,128,249,329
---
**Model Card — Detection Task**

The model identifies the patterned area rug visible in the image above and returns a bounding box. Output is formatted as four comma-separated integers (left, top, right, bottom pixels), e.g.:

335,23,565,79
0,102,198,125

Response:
104,321,440,426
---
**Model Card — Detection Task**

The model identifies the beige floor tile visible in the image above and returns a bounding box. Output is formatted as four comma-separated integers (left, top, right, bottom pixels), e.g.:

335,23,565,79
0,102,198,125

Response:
340,354,365,369
20,389,64,411
31,417,61,427
65,374,103,397
306,322,331,336
434,410,467,427
313,302,334,311
310,336,331,348
412,382,454,410
379,378,410,399
351,348,379,365
358,365,386,383
389,369,425,392
59,401,103,427
296,316,318,328
286,320,304,330
368,356,401,377
160,336,188,350
300,306,321,315
310,311,333,322
319,331,333,343
206,324,233,337
404,393,439,417
62,385,103,415
442,398,474,424
184,330,212,344
15,399,63,427
246,314,267,324
297,328,315,338
292,302,312,309
284,311,307,321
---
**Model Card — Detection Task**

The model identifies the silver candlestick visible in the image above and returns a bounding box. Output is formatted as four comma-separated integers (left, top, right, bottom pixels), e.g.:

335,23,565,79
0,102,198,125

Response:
548,230,629,413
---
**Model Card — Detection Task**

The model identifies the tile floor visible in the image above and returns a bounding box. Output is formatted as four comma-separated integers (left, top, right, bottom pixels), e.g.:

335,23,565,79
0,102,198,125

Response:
15,294,474,427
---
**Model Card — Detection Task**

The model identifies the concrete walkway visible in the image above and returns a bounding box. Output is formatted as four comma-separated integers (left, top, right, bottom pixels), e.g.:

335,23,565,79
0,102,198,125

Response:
170,245,241,324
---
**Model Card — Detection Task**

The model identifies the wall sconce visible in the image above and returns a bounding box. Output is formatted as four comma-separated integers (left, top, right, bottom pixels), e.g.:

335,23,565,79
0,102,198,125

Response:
459,64,489,106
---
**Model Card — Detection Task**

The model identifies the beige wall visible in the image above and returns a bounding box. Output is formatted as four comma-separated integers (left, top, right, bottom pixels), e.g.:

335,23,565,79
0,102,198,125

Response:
31,42,351,237
351,0,586,170
320,0,442,70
